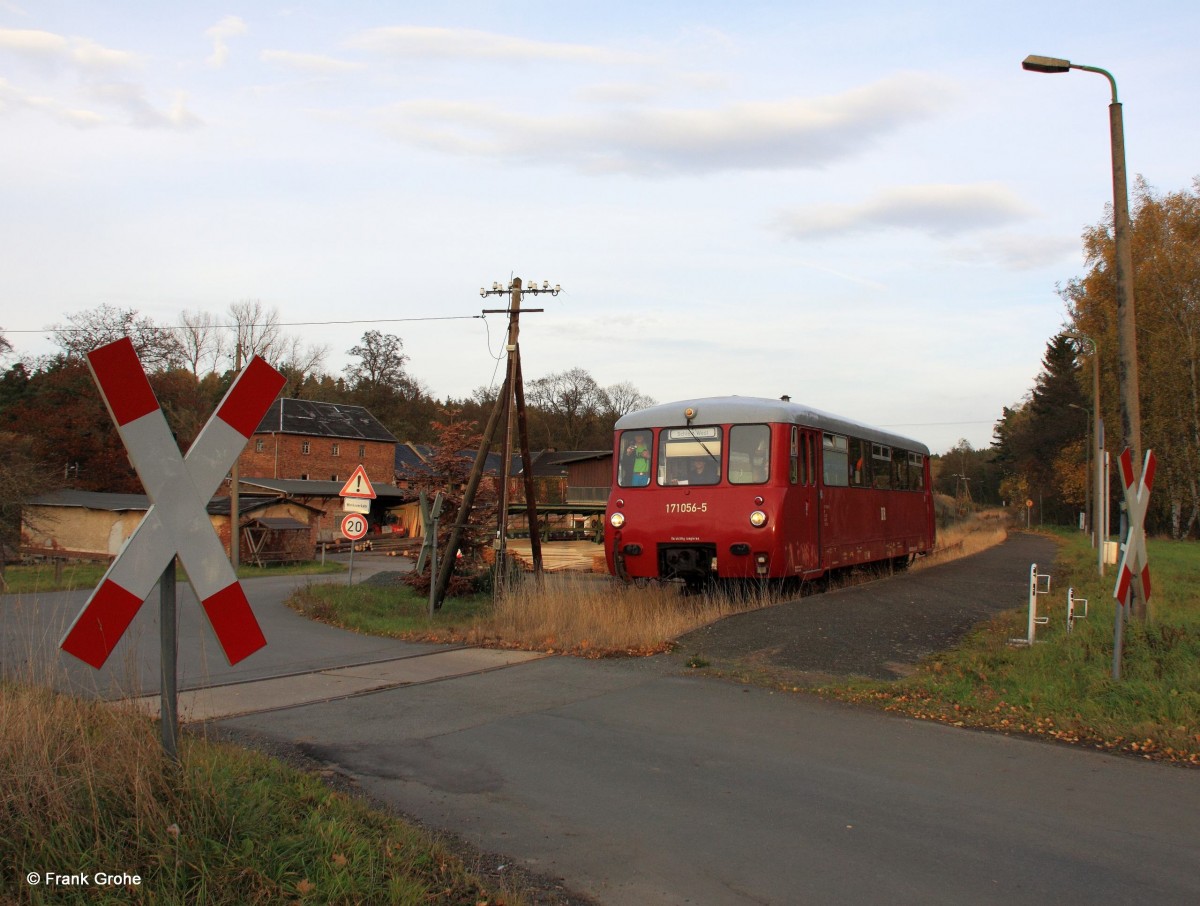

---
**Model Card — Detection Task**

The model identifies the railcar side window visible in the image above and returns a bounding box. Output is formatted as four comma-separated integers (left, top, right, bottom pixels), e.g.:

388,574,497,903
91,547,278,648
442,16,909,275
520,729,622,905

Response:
790,427,799,484
909,452,925,490
848,438,870,487
891,451,910,489
658,426,722,486
823,434,849,486
872,444,892,489
730,425,770,484
617,429,653,487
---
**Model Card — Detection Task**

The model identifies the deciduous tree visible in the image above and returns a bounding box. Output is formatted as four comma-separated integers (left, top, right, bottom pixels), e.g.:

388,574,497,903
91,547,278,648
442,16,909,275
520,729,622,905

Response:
50,304,183,371
1063,177,1200,537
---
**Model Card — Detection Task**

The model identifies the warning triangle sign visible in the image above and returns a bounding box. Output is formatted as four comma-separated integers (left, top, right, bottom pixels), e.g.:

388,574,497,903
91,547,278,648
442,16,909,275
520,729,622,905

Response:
339,465,377,499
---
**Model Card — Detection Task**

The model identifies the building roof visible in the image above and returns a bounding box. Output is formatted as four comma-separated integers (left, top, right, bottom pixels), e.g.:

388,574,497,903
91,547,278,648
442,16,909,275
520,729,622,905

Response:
394,445,605,479
237,477,410,500
26,490,150,512
26,489,315,517
254,398,397,443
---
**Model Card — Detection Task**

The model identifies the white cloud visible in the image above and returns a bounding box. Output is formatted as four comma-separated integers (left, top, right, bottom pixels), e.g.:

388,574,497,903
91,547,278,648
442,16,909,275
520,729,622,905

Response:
0,27,135,71
204,15,247,68
87,81,200,130
374,72,954,176
345,25,651,66
946,234,1081,271
773,183,1037,240
0,76,104,126
260,49,366,75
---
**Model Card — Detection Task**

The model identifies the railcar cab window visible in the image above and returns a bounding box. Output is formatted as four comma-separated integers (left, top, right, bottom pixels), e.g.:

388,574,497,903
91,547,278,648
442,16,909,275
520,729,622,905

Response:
729,425,770,484
658,426,721,486
617,430,653,487
823,434,849,486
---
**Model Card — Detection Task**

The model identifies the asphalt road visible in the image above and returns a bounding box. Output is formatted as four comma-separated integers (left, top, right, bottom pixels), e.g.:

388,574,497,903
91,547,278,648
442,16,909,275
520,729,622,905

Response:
7,540,1199,905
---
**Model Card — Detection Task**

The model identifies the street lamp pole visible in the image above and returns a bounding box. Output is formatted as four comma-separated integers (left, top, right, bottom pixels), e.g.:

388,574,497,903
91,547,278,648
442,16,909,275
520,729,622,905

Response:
1022,55,1142,471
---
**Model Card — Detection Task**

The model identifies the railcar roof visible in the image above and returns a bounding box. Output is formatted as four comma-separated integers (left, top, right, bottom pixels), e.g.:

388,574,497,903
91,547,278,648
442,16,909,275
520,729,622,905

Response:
614,396,929,455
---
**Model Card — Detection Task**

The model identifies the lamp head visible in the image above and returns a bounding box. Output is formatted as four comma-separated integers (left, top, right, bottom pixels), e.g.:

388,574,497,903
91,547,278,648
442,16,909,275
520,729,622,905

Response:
1023,54,1071,73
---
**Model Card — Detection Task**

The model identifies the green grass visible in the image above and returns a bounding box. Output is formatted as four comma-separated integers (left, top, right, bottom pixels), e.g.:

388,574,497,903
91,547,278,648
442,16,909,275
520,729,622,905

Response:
1,560,345,595
287,581,492,643
0,683,521,905
819,530,1200,765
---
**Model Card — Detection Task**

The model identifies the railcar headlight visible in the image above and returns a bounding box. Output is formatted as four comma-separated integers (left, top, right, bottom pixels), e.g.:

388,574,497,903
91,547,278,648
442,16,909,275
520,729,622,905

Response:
610,512,626,529
749,510,768,528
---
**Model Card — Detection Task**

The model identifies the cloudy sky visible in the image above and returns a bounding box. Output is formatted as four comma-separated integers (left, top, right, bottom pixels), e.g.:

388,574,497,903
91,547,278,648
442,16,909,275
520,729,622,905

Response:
2,1,1197,453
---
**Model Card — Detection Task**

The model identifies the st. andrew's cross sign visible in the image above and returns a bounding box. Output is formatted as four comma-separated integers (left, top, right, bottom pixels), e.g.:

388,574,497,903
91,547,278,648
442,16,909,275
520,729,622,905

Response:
60,338,285,669
1115,447,1155,611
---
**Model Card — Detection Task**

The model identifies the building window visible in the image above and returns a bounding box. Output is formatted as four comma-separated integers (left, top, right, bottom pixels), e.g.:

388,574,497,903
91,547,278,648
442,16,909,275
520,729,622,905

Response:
254,439,264,453
300,473,309,480
331,474,338,481
332,443,340,457
358,444,366,459
302,441,310,455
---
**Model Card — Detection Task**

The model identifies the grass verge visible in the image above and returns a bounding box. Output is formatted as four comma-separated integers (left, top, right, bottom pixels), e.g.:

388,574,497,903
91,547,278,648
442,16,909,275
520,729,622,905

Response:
817,529,1200,766
0,681,525,904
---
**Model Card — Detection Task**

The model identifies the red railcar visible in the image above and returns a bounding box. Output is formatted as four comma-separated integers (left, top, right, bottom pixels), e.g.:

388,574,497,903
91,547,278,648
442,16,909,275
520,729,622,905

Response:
605,397,935,587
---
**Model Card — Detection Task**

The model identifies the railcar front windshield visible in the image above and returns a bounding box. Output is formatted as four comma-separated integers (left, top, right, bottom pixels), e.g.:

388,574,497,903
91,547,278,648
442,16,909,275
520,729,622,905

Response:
658,426,722,486
729,424,770,484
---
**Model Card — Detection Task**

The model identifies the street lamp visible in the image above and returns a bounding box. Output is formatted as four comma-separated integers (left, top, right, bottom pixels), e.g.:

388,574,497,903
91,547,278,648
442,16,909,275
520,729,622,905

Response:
1022,55,1142,474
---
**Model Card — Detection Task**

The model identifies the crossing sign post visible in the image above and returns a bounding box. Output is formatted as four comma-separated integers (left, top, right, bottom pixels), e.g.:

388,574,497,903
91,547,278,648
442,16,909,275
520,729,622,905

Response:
59,338,284,754
1111,447,1155,680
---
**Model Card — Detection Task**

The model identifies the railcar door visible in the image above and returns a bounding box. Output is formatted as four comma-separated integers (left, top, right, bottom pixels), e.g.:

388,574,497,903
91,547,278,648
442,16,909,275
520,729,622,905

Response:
782,426,821,576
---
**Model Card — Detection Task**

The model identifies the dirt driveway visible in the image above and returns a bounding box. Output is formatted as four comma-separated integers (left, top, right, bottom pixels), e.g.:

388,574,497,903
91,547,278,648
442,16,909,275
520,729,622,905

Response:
672,531,1059,684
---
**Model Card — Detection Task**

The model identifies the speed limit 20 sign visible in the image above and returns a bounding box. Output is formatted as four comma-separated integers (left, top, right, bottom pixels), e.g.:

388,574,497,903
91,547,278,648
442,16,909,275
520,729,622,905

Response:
341,513,369,541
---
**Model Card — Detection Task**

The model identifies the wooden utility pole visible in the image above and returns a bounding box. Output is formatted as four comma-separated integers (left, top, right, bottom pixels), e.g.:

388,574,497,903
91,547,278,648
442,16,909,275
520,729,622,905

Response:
229,342,242,570
432,369,510,609
496,279,522,568
430,277,560,607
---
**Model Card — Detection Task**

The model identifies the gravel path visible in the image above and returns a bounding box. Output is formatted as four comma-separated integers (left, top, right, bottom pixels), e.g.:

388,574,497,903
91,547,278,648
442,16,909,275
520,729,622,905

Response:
673,531,1059,683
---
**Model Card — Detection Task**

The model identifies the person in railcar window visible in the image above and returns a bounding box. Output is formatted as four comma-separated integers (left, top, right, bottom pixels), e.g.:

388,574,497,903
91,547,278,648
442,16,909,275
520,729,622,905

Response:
687,457,718,485
618,431,652,487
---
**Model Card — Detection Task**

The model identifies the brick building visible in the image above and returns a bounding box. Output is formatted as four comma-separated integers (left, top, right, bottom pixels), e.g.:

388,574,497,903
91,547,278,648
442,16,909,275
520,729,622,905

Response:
238,398,398,487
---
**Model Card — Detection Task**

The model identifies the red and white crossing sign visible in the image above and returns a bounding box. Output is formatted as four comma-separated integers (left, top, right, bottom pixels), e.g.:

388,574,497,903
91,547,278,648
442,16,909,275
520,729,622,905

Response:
1114,447,1155,608
60,338,285,669
341,512,369,541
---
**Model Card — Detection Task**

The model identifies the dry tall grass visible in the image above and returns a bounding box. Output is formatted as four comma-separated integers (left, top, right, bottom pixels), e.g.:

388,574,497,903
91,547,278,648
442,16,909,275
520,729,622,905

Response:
1,681,177,893
914,509,1010,570
476,575,787,655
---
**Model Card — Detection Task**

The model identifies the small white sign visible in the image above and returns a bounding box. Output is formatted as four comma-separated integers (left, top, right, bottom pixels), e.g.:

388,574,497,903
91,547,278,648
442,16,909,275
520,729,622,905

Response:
343,497,371,514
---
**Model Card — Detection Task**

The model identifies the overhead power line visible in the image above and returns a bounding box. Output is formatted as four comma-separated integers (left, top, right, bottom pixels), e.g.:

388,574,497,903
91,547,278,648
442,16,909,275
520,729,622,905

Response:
4,314,486,334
